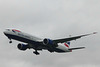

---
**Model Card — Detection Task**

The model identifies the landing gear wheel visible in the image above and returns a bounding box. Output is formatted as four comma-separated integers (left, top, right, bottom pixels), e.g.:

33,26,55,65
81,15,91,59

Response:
33,51,40,55
8,38,12,43
9,41,12,43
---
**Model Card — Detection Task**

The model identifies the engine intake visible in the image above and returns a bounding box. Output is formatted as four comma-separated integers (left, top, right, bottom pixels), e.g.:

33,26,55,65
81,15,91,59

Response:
17,43,28,51
43,38,54,45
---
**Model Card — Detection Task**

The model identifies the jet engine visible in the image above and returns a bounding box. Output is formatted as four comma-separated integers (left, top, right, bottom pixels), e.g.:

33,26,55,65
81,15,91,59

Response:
17,43,28,51
43,38,54,45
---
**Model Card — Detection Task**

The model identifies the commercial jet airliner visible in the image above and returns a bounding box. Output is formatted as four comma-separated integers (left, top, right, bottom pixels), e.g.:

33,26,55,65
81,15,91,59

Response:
3,29,97,55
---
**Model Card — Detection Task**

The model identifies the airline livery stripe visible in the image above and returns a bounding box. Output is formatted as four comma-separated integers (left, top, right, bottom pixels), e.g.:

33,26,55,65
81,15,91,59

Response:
12,29,21,32
64,43,69,48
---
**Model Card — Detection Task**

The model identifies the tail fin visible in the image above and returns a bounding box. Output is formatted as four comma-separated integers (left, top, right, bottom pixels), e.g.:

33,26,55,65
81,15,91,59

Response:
64,42,70,48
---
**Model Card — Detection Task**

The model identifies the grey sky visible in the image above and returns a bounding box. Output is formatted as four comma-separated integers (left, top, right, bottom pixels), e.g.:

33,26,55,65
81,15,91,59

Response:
0,0,100,67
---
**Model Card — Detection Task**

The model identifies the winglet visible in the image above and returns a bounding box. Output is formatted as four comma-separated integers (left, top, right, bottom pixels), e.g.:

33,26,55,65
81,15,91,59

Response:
82,32,97,37
93,32,97,34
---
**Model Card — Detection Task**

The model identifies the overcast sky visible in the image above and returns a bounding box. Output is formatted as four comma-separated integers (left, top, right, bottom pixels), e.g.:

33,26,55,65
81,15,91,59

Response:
0,0,100,67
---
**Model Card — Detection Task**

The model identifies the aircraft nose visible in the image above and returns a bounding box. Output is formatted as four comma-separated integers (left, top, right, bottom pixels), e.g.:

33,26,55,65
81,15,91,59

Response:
3,30,7,35
3,29,9,35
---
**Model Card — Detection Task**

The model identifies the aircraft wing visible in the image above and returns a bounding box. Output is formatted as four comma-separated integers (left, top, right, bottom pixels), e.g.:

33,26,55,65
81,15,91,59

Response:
53,32,97,43
68,47,85,50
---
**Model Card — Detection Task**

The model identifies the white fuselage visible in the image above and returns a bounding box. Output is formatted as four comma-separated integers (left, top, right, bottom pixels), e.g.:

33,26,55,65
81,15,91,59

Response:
4,29,71,53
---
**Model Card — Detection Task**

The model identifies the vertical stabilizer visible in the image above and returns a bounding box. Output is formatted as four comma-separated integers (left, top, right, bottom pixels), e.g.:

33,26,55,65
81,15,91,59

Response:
64,42,70,48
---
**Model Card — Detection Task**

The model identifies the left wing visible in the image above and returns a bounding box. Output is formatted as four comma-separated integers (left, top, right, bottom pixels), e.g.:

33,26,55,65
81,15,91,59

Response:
53,32,97,43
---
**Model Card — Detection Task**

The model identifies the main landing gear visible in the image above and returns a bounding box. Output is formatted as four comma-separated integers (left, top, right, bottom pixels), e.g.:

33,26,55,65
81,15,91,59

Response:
33,50,40,55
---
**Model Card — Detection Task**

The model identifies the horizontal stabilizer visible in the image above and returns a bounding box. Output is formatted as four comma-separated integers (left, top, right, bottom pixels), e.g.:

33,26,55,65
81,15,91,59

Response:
68,47,85,50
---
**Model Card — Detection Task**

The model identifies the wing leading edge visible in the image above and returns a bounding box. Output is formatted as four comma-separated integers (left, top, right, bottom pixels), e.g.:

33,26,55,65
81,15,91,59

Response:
53,32,97,43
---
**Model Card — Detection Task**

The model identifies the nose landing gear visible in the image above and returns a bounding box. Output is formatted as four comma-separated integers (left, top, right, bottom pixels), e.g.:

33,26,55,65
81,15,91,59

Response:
8,38,12,43
9,40,12,43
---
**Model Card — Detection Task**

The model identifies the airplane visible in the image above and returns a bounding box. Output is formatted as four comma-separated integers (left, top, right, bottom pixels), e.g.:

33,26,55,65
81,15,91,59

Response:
3,29,97,55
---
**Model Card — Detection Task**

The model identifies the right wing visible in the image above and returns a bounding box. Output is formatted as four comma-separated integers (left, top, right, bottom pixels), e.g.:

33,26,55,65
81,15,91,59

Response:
53,32,97,43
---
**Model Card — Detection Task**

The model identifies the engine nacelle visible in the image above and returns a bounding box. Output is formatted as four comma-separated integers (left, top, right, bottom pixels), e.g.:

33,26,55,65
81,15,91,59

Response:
17,43,28,51
43,38,54,45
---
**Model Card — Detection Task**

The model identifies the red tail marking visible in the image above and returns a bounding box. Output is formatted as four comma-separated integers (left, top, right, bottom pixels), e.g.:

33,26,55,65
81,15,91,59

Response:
64,43,69,48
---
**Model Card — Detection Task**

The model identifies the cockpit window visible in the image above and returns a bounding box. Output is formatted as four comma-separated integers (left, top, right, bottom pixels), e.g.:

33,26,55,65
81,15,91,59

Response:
12,30,16,33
